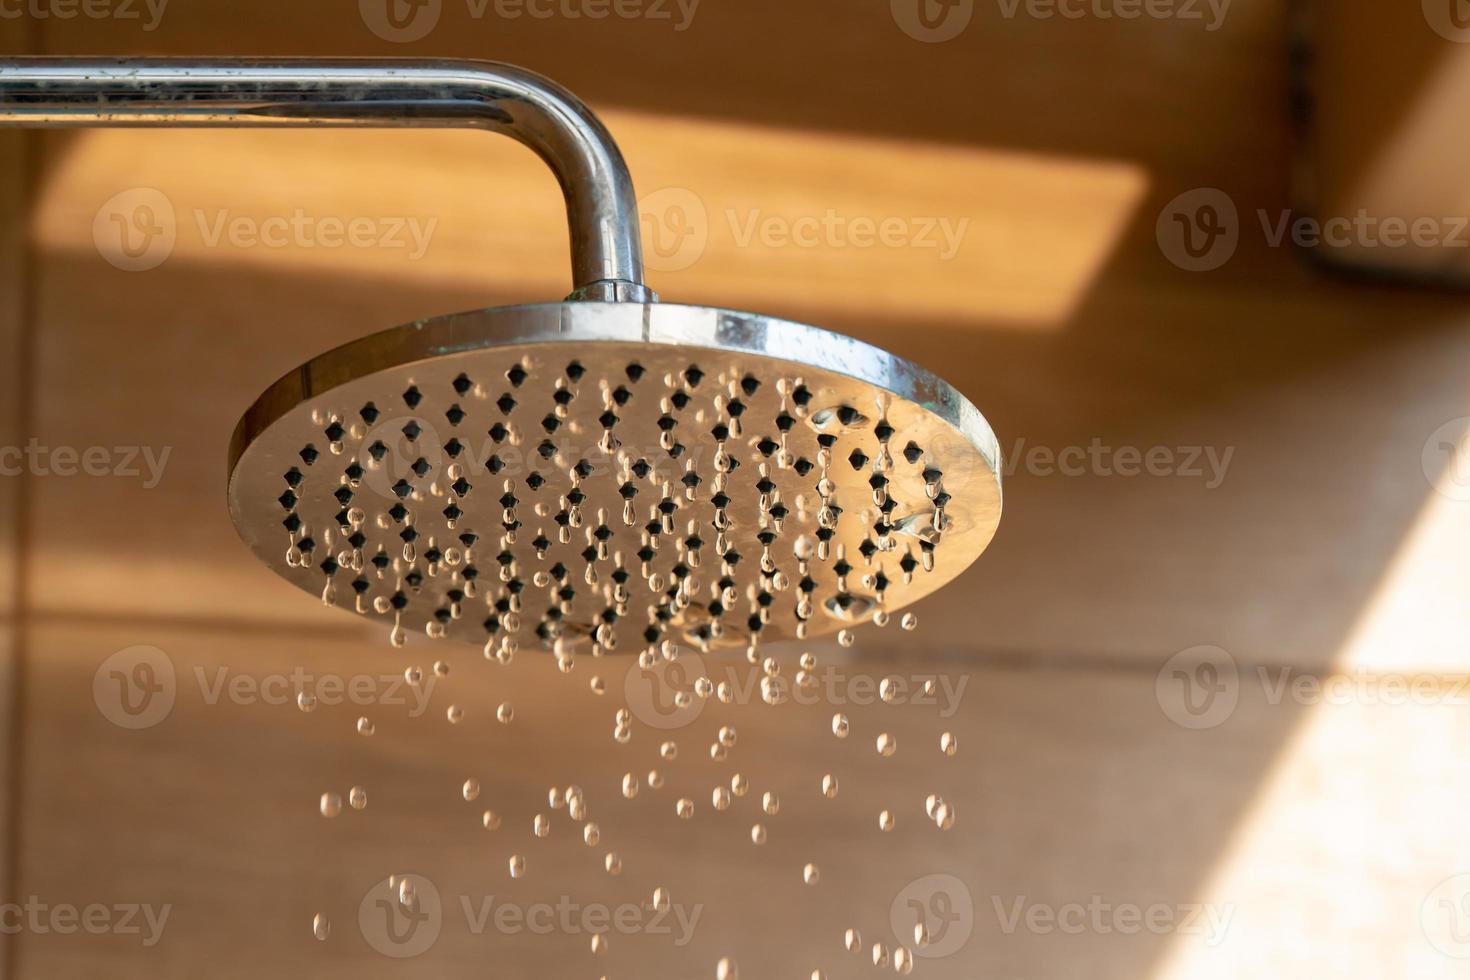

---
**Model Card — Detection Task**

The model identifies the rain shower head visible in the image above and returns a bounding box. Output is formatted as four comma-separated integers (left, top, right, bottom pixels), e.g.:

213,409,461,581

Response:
0,58,1002,656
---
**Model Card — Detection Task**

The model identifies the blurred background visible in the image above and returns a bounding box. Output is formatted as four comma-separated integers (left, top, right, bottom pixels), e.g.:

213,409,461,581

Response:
2,0,1470,976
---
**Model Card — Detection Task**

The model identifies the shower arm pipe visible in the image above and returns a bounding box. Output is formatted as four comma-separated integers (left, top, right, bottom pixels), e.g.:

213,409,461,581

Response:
0,57,655,303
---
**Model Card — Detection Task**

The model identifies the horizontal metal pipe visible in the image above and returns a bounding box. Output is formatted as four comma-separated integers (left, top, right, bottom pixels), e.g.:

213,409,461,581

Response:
0,57,654,301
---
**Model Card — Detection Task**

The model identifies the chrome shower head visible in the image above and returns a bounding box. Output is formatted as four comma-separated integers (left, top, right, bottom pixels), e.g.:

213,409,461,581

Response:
0,57,1002,656
227,302,1000,655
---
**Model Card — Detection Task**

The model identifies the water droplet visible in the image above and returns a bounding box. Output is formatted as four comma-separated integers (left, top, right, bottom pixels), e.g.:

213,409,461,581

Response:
717,957,739,980
584,822,600,846
497,702,514,724
761,791,780,815
297,692,317,713
533,813,551,837
845,928,862,952
879,809,895,832
837,628,855,648
879,677,900,703
404,665,423,685
750,823,767,844
676,798,694,819
482,810,502,830
894,946,914,974
463,778,481,801
660,740,679,761
934,801,956,830
433,660,450,678
590,675,606,695
653,886,670,912
604,852,623,875
647,770,664,790
348,786,367,810
940,731,958,756
356,716,375,736
718,725,737,748
872,942,890,968
803,863,820,885
446,704,464,724
622,772,639,799
901,612,918,631
712,786,731,810
509,854,526,878
731,773,748,797
311,913,330,941
591,933,608,955
831,713,849,738
821,774,839,798
319,792,342,818
876,732,896,757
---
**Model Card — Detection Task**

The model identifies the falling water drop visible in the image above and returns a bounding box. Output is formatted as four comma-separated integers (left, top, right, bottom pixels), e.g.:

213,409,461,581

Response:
821,774,839,798
462,778,481,801
356,716,375,737
497,702,514,724
876,732,897,757
803,863,820,885
750,823,767,844
319,792,342,818
940,731,958,756
348,786,367,810
831,713,849,738
446,704,464,724
509,854,526,878
297,692,317,713
311,913,330,941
